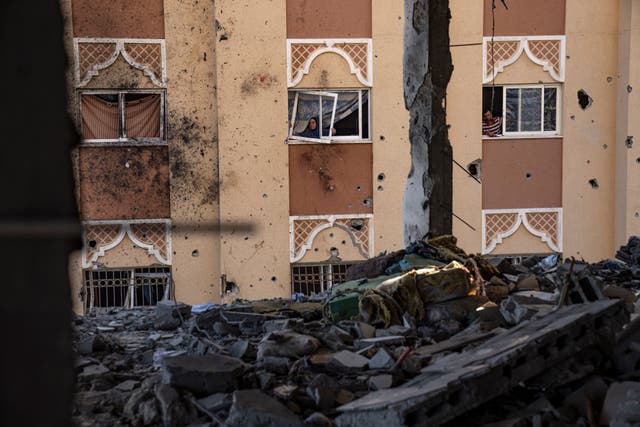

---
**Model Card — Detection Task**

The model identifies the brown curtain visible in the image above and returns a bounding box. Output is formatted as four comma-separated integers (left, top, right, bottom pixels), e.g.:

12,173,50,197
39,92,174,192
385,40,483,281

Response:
124,94,161,138
81,95,119,139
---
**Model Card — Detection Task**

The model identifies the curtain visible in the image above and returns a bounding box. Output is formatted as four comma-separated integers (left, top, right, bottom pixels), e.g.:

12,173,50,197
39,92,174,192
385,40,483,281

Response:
125,94,161,138
81,95,119,139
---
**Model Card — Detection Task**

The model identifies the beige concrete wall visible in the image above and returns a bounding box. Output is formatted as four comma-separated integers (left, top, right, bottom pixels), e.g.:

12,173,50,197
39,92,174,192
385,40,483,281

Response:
299,227,368,263
215,0,291,301
164,0,221,304
297,54,364,88
449,0,484,253
615,0,640,248
562,0,619,261
492,225,553,255
370,0,409,255
490,55,558,85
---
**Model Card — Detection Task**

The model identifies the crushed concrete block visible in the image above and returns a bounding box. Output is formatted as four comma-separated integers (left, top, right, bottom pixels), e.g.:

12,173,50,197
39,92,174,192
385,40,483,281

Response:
257,331,320,359
161,354,245,395
225,389,303,427
368,374,393,390
368,348,396,370
329,350,370,371
154,301,191,330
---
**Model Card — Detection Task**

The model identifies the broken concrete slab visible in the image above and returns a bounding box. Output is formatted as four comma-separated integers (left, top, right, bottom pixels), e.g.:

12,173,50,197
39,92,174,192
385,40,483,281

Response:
368,374,393,390
161,354,246,395
335,300,628,427
368,348,396,370
225,389,303,427
329,350,370,371
197,392,232,413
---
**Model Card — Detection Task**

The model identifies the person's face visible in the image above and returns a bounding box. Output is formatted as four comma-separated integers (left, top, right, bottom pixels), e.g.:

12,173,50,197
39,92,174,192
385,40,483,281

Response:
483,111,492,122
308,118,317,130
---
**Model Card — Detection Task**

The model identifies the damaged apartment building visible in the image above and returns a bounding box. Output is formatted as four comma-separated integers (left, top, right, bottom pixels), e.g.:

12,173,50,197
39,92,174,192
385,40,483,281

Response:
64,0,640,312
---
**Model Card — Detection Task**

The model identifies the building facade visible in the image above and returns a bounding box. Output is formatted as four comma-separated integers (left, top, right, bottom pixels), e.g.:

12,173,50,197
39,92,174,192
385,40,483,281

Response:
63,0,640,312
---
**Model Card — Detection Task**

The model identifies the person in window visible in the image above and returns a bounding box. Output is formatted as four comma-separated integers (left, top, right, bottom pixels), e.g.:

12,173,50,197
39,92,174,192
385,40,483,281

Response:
296,117,335,138
482,110,502,137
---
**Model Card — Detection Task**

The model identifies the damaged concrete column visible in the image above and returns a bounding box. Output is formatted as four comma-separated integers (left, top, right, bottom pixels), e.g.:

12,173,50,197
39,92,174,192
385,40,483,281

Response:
402,0,453,246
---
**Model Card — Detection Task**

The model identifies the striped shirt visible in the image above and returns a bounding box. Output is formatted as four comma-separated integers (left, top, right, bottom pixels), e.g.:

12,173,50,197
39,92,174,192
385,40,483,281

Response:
482,116,502,136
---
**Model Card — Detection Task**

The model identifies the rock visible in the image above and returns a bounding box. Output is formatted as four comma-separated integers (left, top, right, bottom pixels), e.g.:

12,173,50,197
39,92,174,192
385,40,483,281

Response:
154,300,191,330
304,412,333,427
197,393,232,413
225,389,303,427
368,348,396,370
368,374,393,390
257,331,321,359
306,374,340,408
162,354,246,395
329,350,369,371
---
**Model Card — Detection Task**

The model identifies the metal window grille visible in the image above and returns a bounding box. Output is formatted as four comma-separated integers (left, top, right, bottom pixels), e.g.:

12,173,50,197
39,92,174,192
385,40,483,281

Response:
291,263,354,295
83,267,171,311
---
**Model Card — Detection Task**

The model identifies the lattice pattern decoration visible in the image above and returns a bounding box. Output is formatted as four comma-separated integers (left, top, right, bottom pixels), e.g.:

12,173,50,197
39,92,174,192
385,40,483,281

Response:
74,38,166,87
482,209,562,254
82,220,172,268
483,36,565,83
287,39,373,87
290,215,373,263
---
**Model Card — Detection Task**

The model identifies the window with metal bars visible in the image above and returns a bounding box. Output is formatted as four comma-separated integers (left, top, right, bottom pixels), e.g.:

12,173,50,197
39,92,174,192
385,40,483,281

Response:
82,267,171,311
290,262,354,295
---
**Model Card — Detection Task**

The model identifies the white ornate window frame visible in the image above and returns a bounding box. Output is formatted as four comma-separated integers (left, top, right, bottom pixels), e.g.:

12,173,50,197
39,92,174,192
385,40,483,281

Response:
74,38,167,88
82,219,172,268
482,208,562,254
287,39,373,88
483,36,566,84
289,214,374,263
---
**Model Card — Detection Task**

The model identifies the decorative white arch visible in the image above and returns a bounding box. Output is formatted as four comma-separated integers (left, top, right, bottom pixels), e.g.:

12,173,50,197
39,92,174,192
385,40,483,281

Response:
482,208,562,254
289,214,373,263
74,38,166,87
483,36,565,84
287,39,373,87
82,219,172,268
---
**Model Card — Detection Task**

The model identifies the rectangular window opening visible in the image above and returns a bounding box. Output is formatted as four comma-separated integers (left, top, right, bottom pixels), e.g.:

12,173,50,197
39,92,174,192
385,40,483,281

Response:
290,262,357,295
82,267,171,312
80,91,165,144
288,89,370,143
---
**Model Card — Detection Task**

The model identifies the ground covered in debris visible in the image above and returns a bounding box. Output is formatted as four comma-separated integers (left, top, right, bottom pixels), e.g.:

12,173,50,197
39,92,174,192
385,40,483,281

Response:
72,237,640,426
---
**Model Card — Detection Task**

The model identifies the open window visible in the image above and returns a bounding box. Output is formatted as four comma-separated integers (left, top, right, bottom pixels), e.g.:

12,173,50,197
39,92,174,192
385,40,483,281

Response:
288,89,370,143
80,91,164,143
503,85,560,135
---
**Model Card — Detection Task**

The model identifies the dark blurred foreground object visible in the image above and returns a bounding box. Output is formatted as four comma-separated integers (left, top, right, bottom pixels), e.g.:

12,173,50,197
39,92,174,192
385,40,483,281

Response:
0,1,79,426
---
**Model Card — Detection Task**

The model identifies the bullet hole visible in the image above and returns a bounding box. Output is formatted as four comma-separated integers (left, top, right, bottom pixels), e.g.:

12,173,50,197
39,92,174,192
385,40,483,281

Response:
467,159,482,180
356,186,362,191
377,185,384,191
525,172,532,179
589,178,599,189
603,144,608,150
586,160,591,164
271,276,277,282
635,212,639,218
607,76,613,83
329,233,334,238
577,89,593,110
628,85,633,93
362,198,373,207
626,136,634,148
570,115,576,120
636,157,640,163
350,219,365,231
125,161,130,168
262,193,268,198
341,240,346,245
380,135,385,141
88,240,97,248
192,250,199,257
314,248,319,252
203,52,207,61
377,173,386,182
244,237,249,240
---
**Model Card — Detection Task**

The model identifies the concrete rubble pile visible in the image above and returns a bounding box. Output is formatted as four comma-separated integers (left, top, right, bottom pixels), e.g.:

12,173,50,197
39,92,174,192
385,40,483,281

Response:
73,236,640,426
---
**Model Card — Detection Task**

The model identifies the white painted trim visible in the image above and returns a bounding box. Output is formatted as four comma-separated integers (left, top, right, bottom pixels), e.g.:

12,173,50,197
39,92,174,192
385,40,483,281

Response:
482,208,562,254
289,214,374,263
74,38,166,88
82,219,172,268
483,36,566,84
287,38,373,87
499,84,562,136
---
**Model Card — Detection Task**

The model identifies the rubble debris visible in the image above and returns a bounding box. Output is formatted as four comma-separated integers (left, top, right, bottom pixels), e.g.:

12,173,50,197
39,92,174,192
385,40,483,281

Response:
72,235,640,426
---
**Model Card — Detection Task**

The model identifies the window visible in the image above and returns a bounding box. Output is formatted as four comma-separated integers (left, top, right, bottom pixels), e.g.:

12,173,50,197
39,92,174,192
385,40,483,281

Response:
288,89,370,143
80,91,165,143
82,267,171,311
291,262,355,295
503,85,560,135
